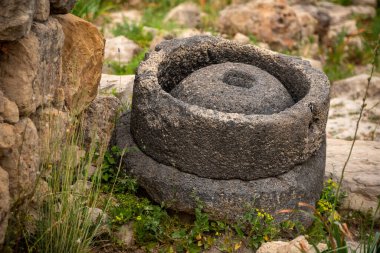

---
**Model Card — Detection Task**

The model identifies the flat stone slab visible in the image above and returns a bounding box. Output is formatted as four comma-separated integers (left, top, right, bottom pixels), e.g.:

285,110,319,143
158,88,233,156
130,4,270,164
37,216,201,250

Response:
171,62,294,115
131,36,330,180
112,113,325,225
326,139,380,218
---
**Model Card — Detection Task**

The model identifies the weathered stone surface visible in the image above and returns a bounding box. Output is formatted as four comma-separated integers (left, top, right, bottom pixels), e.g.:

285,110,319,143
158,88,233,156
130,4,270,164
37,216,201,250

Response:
0,166,10,244
104,36,140,64
0,18,64,115
218,0,302,49
0,118,39,200
0,0,36,41
350,5,376,18
0,124,16,149
50,0,77,14
164,2,201,28
257,236,327,253
113,112,325,224
352,0,377,7
34,0,50,21
291,5,318,39
331,74,380,100
327,74,380,141
131,36,330,180
33,18,64,107
232,33,250,44
114,223,135,247
55,14,105,114
171,62,295,115
31,107,69,163
0,91,19,124
99,74,134,104
326,139,380,218
82,96,121,148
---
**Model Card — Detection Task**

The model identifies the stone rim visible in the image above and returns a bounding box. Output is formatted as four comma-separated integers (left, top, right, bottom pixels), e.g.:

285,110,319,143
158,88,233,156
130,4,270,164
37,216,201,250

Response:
131,36,330,180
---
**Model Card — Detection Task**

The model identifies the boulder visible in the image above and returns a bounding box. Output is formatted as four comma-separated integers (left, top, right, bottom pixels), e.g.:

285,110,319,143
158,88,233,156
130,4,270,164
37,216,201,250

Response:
0,91,19,124
0,0,36,41
257,236,327,253
218,0,302,49
0,166,10,244
326,139,380,218
349,5,376,18
104,36,140,64
331,74,380,100
34,0,50,21
50,0,77,14
0,18,64,115
164,2,201,28
0,124,16,149
82,96,121,149
99,74,134,104
352,0,377,7
114,223,135,247
232,33,250,44
0,118,40,201
55,14,105,114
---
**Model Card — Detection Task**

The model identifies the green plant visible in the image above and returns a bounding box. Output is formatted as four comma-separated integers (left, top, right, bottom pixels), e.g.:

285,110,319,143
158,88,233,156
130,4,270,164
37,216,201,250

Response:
71,0,115,21
234,208,279,249
108,49,148,75
112,23,153,48
329,0,352,5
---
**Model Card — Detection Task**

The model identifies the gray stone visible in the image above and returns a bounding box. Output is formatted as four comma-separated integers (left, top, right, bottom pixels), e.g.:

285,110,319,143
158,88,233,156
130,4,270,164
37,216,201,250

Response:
82,96,121,149
170,62,294,115
0,0,36,41
0,18,64,115
104,36,140,64
114,112,325,225
164,2,201,28
130,36,330,180
326,139,380,219
50,0,77,14
352,0,377,7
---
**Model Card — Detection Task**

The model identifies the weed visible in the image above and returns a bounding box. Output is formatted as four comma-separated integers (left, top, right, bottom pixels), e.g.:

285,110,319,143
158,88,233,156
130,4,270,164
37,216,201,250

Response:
72,0,115,21
107,49,148,75
112,23,153,48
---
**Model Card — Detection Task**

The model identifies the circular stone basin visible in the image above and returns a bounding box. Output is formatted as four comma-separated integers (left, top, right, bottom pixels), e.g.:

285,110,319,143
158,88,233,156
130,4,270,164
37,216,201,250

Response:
171,62,295,115
130,36,330,180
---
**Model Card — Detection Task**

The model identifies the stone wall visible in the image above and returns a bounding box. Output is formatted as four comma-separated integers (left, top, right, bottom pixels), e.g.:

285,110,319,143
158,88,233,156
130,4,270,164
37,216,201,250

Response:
0,0,105,244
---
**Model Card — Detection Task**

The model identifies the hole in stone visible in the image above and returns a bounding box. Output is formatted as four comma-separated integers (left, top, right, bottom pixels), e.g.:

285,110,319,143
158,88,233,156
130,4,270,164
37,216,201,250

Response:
222,69,256,89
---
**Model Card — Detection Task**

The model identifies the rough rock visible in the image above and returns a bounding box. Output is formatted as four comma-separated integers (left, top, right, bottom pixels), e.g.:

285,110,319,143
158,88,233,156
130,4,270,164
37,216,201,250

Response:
34,0,50,21
0,124,16,149
291,5,318,40
0,118,39,200
113,112,325,225
88,207,108,224
218,0,302,49
0,18,64,115
0,166,10,244
50,0,77,14
317,2,352,26
82,96,121,148
164,2,201,28
55,14,105,114
0,91,19,124
99,74,134,104
350,5,376,18
131,36,329,180
0,0,36,41
352,0,377,7
327,74,380,141
233,33,250,44
326,139,380,218
31,108,69,163
114,223,135,247
104,36,140,64
302,58,322,70
170,62,295,115
257,236,327,253
331,74,380,100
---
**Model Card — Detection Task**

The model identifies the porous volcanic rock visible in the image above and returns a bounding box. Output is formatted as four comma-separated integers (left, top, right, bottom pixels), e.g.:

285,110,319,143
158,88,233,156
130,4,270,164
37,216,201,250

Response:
114,112,325,224
130,36,330,180
170,62,295,115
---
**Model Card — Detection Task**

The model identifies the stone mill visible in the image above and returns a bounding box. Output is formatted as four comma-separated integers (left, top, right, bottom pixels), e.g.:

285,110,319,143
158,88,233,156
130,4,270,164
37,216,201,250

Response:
113,36,330,224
